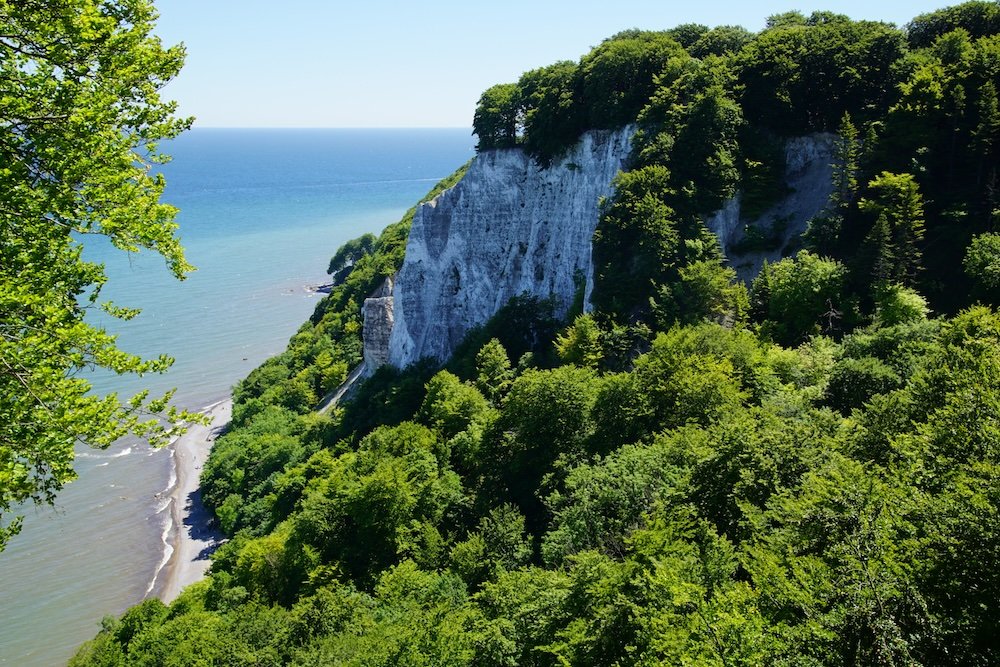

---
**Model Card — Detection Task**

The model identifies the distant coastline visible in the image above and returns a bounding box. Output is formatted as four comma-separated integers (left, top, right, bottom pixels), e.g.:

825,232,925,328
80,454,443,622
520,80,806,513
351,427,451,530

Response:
0,127,475,667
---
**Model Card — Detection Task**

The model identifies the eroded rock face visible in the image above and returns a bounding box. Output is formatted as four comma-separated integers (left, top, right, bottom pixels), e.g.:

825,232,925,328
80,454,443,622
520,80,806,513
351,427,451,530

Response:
385,127,634,368
361,275,394,373
360,130,837,372
706,133,837,280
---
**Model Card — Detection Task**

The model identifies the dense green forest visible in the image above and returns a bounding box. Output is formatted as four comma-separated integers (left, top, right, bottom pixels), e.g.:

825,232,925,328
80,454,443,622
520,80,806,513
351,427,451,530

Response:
74,3,1000,665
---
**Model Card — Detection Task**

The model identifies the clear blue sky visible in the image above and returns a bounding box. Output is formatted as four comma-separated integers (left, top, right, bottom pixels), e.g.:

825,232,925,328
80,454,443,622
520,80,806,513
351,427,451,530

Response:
153,0,957,128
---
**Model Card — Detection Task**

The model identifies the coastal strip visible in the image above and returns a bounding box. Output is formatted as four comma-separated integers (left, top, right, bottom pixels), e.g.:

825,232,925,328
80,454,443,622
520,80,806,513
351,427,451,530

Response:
150,398,232,603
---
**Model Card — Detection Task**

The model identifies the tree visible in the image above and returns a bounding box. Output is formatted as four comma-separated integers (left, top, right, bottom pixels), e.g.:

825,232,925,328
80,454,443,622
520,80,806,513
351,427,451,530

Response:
632,328,749,429
578,30,686,130
752,252,849,345
472,83,520,150
689,25,752,58
417,371,489,441
833,112,862,208
326,233,375,285
666,23,709,49
859,172,927,286
824,356,902,413
516,60,582,162
857,212,896,287
651,259,749,328
474,339,513,404
906,1,1000,49
874,283,929,326
592,166,678,318
0,0,198,550
483,366,600,527
973,80,1000,196
637,55,742,215
765,11,808,29
972,81,1000,161
738,19,905,134
554,314,604,369
964,232,1000,302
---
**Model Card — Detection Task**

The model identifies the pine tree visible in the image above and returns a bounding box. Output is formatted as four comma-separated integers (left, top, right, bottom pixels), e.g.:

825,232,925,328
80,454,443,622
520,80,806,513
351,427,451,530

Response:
859,172,926,287
807,112,860,255
891,179,926,285
974,81,1000,226
866,212,895,285
832,112,861,207
862,122,880,167
475,339,514,404
749,260,772,322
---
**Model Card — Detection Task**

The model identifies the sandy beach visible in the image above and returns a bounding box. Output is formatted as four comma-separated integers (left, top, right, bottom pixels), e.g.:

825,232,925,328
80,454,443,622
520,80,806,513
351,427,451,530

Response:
153,398,232,603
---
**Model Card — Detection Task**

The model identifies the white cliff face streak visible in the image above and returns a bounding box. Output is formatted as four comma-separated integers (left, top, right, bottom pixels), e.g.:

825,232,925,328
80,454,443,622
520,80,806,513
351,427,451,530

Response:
362,275,394,371
706,134,837,280
384,127,633,369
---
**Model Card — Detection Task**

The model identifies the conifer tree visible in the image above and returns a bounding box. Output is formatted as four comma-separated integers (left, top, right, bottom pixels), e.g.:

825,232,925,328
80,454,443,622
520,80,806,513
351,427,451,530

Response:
833,112,861,206
859,172,926,286
749,260,772,322
974,81,1000,222
806,112,861,254
865,212,896,285
475,339,514,404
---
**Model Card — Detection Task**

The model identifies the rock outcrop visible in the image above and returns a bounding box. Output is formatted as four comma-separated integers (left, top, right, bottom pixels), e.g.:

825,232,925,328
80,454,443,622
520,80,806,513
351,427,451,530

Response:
361,275,394,372
379,127,634,369
360,130,837,372
706,134,837,280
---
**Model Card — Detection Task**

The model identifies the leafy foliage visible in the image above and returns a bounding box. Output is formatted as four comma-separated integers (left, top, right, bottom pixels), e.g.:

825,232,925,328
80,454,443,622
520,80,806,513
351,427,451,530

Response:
907,1,1000,48
591,165,721,320
0,0,201,550
752,252,850,345
965,232,1000,301
74,5,1000,667
472,84,520,150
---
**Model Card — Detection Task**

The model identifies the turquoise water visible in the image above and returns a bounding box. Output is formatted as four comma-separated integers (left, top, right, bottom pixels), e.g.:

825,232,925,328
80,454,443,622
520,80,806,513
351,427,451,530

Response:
0,128,475,666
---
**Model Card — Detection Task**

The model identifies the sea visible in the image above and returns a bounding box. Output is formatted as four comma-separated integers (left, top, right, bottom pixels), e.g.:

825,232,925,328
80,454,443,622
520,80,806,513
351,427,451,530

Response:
0,128,475,666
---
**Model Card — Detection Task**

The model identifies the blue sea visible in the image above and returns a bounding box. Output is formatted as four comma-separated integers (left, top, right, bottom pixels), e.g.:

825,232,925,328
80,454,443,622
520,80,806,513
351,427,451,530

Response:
0,128,475,666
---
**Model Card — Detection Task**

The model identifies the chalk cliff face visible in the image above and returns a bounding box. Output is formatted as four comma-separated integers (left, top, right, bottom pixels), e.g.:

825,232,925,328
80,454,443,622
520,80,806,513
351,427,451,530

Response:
361,130,837,372
706,134,837,280
379,127,634,369
361,276,394,370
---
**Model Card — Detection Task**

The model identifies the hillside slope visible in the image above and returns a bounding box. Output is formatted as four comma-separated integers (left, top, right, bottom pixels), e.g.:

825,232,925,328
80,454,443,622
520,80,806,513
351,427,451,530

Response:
72,4,1000,666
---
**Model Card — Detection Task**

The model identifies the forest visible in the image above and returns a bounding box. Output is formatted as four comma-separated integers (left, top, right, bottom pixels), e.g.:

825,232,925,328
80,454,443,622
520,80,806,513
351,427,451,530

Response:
72,3,1000,665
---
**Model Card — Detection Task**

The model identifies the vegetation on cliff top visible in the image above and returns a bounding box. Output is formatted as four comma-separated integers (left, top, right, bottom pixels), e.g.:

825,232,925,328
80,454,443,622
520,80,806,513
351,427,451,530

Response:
74,3,1000,666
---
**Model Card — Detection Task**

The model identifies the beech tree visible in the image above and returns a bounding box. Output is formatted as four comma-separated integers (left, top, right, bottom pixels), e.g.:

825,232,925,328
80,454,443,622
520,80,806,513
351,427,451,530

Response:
0,0,197,550
752,252,849,344
964,232,1000,301
472,83,519,150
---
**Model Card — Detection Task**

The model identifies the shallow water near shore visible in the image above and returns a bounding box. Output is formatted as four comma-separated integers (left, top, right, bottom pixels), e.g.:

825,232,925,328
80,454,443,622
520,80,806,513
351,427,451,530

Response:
0,128,474,666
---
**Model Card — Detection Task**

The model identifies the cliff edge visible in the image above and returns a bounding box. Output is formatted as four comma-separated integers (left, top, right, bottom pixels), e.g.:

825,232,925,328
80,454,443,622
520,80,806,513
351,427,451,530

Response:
362,130,837,373
367,127,634,370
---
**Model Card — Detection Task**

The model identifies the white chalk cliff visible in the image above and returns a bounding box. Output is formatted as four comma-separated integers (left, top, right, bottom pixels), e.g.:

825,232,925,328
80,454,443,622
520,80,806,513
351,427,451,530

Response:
361,130,837,372
376,127,634,369
706,134,837,280
362,275,394,369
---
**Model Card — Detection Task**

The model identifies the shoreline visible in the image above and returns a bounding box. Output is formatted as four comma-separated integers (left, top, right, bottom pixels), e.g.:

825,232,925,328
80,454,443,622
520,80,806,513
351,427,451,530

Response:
149,398,232,603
